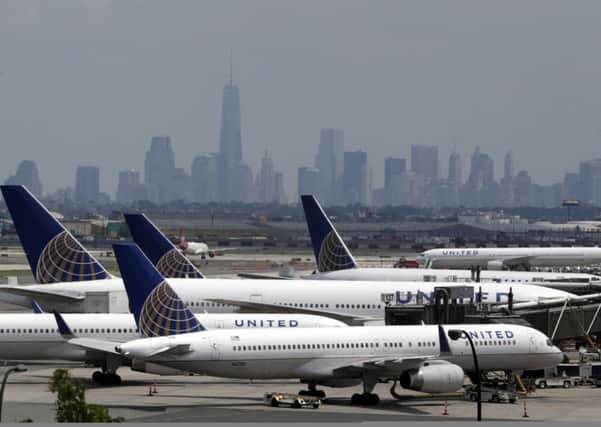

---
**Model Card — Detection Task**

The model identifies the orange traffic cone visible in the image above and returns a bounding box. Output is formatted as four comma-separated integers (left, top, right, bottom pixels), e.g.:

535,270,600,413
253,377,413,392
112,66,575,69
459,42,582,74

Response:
443,400,449,416
522,400,529,418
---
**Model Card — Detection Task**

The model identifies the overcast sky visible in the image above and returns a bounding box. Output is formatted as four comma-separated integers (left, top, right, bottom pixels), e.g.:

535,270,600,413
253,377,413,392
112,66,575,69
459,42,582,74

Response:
2,0,601,197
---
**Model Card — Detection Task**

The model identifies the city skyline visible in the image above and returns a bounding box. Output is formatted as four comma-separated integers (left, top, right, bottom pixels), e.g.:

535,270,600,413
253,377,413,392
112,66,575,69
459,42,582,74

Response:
3,2,601,200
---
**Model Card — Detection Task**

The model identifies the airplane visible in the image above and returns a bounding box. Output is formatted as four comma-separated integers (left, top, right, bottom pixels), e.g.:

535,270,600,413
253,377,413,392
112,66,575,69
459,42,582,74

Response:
54,249,563,405
0,185,588,321
299,194,601,292
178,228,213,258
0,249,346,386
418,246,601,270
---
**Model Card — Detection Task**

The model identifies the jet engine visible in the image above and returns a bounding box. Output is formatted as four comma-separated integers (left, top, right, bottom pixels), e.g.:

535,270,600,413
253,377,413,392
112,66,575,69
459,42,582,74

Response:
486,260,505,270
400,362,464,393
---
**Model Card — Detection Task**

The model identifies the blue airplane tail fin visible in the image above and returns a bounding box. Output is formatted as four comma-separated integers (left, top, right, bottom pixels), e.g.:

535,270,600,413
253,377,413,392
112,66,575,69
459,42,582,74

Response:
113,243,204,337
123,213,204,279
300,194,357,272
0,185,109,283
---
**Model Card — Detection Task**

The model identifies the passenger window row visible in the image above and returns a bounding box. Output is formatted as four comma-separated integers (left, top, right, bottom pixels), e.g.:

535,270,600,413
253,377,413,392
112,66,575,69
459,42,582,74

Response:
0,328,138,334
232,340,436,352
466,340,517,346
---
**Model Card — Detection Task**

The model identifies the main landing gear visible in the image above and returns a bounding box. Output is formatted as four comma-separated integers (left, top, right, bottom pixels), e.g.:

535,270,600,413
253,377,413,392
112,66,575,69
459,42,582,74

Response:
351,375,380,406
91,370,121,386
299,382,326,399
91,355,122,386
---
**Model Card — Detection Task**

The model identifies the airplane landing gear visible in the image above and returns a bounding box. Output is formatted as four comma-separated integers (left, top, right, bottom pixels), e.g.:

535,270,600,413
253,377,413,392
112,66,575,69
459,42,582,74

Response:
351,375,380,405
351,393,380,406
299,382,326,398
91,371,121,386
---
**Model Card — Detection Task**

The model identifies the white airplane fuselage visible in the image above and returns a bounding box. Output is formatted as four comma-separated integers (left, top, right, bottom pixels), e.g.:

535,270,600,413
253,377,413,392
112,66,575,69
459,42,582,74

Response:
0,313,346,361
0,278,576,315
307,268,601,291
420,247,601,269
118,324,562,381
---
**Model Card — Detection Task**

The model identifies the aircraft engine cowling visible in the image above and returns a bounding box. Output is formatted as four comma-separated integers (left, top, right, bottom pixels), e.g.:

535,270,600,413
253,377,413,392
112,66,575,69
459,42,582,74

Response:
486,260,505,270
400,363,464,393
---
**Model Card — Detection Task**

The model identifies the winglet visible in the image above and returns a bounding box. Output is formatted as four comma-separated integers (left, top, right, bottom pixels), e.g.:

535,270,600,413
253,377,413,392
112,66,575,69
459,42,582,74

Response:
438,325,451,354
53,310,75,339
31,299,44,314
300,194,357,272
0,185,110,283
123,213,204,279
113,243,205,337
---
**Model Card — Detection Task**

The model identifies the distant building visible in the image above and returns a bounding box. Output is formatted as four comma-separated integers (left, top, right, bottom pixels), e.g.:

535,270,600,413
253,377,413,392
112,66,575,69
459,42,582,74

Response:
144,136,176,204
5,160,43,197
343,150,368,205
579,159,601,205
297,167,320,199
256,151,277,203
314,129,344,205
191,154,220,203
500,150,515,207
384,158,407,205
461,147,497,207
514,170,532,206
116,169,147,205
75,166,100,204
410,145,439,182
218,67,244,202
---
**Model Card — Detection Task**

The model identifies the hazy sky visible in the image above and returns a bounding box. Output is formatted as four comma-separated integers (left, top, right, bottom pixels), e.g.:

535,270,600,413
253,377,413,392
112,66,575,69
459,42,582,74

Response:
2,1,601,197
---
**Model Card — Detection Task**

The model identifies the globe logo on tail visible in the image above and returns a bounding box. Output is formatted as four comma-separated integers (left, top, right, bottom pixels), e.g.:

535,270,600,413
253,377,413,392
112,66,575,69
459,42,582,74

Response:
317,231,355,272
156,249,203,278
139,281,203,337
35,231,108,283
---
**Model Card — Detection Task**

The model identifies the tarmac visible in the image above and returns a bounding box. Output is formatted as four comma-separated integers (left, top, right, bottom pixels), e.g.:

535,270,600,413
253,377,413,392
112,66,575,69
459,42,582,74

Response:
1,365,601,422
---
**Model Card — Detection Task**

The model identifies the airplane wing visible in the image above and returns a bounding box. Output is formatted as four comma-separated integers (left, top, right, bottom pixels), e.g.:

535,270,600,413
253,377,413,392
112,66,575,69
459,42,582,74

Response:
494,292,601,312
237,273,291,280
0,286,85,303
0,251,26,256
501,256,534,268
205,298,383,326
332,355,441,377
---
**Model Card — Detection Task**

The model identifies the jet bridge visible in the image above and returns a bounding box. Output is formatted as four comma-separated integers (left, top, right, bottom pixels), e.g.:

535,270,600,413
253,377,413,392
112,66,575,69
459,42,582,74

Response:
383,286,601,342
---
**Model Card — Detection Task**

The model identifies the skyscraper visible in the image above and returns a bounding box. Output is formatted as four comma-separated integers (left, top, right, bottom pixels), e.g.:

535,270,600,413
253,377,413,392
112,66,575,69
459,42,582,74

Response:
116,169,147,205
410,145,439,182
218,64,243,202
448,150,462,187
75,166,100,204
500,150,515,207
191,154,220,203
343,150,368,205
383,158,407,206
144,136,176,204
315,129,344,205
297,167,320,199
5,160,43,197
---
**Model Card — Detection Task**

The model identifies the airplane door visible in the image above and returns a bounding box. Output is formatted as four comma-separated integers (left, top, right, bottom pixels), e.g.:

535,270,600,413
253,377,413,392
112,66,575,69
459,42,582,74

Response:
528,333,539,353
209,336,220,360
214,320,225,329
250,294,262,303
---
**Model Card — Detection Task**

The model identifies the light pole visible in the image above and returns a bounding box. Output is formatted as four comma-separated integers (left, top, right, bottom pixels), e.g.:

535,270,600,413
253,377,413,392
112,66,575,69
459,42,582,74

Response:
448,329,481,421
0,364,27,421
